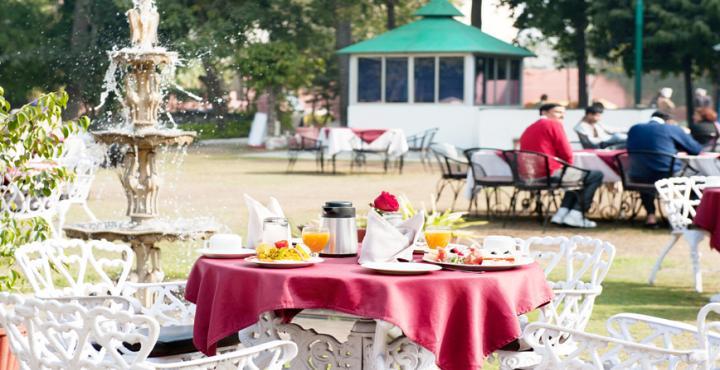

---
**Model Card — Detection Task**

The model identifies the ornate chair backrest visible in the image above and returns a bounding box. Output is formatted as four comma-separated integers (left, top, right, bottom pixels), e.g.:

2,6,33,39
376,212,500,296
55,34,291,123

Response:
464,148,509,184
63,157,99,203
615,150,680,187
502,150,552,188
431,144,468,178
15,239,133,297
576,132,599,149
121,282,196,327
421,128,439,150
290,127,321,150
521,236,616,332
655,177,707,233
0,182,60,222
0,293,158,370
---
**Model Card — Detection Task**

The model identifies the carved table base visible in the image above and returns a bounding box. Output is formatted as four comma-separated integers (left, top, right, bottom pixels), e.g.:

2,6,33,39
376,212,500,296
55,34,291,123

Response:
238,311,437,369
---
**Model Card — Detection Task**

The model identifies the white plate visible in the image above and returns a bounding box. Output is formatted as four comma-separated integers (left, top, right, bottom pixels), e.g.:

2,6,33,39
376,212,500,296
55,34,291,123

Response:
197,248,256,259
361,262,441,275
422,255,534,271
244,256,324,268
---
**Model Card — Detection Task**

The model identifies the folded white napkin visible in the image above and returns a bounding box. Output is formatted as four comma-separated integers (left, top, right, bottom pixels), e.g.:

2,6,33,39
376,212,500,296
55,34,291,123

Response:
359,210,424,264
244,194,285,248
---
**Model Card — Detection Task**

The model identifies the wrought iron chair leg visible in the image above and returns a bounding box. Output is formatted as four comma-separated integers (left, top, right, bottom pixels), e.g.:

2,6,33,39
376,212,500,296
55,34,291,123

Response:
504,189,519,228
319,151,325,173
485,188,492,220
541,191,551,232
436,179,448,203
468,188,477,215
450,182,461,210
287,152,297,172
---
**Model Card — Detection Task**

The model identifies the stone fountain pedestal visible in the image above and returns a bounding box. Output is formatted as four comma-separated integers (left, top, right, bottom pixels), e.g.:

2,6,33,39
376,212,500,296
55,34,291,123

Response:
63,0,217,283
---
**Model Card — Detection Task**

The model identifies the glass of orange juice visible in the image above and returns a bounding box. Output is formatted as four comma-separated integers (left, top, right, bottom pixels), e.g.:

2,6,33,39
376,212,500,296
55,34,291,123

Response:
302,226,330,256
424,226,452,250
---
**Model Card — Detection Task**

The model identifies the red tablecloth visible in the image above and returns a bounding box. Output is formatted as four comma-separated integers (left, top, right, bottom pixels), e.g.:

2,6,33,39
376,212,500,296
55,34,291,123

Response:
321,128,387,143
694,188,720,251
185,256,553,370
351,128,387,143
579,149,625,173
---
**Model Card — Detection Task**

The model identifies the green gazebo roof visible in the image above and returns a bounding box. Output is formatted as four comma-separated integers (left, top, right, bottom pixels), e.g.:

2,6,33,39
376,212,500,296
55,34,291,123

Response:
338,0,534,57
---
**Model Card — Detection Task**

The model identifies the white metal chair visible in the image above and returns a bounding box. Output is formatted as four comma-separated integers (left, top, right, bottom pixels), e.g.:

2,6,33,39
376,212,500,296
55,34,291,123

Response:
494,236,616,369
15,239,196,326
523,303,720,369
57,135,102,231
0,182,60,237
0,293,297,370
650,176,708,292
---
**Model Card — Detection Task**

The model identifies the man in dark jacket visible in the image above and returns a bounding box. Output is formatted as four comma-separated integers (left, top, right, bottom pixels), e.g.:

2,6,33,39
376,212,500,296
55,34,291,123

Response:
626,111,703,226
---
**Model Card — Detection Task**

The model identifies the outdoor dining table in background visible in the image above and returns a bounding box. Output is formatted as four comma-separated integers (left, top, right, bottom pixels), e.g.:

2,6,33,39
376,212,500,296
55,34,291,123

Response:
694,187,720,252
679,152,720,176
185,256,553,370
318,127,409,159
463,149,621,200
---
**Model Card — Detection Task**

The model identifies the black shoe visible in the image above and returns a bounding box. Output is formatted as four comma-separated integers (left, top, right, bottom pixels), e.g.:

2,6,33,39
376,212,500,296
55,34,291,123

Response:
644,222,661,230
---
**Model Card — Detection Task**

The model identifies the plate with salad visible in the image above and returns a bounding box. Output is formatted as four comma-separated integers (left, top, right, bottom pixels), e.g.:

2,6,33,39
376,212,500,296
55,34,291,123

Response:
422,244,533,271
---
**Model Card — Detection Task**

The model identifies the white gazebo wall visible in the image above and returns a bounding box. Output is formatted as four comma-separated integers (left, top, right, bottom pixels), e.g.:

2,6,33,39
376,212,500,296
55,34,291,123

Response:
348,105,655,149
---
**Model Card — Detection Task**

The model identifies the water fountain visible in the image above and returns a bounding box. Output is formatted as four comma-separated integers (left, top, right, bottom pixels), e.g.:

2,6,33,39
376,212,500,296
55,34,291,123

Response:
64,0,217,282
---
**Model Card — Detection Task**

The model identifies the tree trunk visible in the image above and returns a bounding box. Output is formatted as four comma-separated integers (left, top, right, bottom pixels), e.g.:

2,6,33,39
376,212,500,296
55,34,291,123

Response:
471,0,482,29
683,55,694,125
335,4,352,127
574,13,589,108
200,57,227,129
386,0,396,30
64,0,91,119
266,87,278,137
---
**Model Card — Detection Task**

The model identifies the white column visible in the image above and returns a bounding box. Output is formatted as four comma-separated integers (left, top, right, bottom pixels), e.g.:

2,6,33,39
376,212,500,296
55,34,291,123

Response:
349,55,358,105
464,54,474,106
408,57,415,104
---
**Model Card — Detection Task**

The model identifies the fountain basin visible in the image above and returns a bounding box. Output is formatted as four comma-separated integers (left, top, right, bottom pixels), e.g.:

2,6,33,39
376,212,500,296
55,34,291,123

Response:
64,218,218,282
93,129,196,148
111,49,178,66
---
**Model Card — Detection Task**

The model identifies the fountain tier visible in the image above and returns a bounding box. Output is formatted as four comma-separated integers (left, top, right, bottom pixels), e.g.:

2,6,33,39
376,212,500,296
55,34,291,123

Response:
63,0,215,283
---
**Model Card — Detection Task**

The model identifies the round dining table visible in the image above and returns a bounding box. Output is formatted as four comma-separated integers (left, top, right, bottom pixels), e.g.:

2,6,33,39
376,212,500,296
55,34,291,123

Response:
185,255,553,370
694,187,720,252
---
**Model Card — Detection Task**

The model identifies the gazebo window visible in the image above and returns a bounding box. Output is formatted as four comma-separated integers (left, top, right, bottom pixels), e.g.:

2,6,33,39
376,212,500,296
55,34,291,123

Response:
414,57,435,103
439,57,464,103
358,57,382,102
475,55,521,106
354,55,475,104
385,58,408,103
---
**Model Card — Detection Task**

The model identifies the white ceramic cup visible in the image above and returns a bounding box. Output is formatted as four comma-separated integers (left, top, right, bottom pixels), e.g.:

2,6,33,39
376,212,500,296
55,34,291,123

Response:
205,233,243,251
482,235,517,257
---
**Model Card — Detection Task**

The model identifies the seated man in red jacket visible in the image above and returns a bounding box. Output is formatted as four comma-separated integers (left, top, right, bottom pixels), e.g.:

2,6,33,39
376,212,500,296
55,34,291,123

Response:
519,103,604,228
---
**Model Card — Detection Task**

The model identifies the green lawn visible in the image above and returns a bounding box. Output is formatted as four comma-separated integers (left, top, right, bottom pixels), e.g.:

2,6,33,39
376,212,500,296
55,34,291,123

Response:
60,144,720,359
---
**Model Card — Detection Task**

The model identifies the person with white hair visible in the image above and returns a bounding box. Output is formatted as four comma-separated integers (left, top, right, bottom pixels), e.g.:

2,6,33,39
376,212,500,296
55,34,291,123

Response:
653,87,675,116
694,88,712,109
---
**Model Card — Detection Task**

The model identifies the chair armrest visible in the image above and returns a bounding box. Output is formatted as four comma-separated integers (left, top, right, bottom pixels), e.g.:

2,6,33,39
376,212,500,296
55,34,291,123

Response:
151,340,298,369
524,322,706,368
122,281,195,326
607,312,720,350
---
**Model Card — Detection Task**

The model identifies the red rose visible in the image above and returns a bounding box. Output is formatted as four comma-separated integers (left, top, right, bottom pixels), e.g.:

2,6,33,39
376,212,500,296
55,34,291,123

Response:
373,191,399,212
